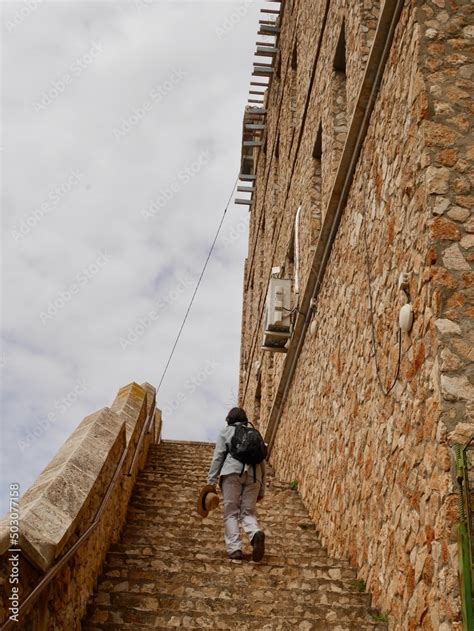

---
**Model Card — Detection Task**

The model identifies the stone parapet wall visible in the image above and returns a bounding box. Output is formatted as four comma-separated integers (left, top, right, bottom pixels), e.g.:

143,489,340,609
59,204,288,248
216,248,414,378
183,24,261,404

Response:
0,381,160,629
239,0,473,629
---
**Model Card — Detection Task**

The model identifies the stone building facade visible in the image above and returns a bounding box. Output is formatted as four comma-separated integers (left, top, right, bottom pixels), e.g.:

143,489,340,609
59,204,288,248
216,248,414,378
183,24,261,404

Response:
238,0,473,629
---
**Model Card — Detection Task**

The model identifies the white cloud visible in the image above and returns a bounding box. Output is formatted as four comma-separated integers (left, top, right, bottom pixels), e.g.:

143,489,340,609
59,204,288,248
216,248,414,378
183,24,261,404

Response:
0,0,262,513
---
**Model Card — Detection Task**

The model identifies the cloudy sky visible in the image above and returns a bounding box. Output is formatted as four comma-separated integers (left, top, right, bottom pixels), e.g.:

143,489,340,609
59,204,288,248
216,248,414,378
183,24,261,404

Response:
0,0,263,514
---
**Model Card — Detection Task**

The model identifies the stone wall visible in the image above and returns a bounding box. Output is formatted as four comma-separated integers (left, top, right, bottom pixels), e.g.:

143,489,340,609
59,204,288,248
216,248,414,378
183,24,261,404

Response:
239,0,473,629
0,382,161,629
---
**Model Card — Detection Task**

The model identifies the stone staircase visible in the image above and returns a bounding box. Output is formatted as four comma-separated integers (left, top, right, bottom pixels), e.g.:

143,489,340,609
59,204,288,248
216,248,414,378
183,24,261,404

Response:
82,441,387,630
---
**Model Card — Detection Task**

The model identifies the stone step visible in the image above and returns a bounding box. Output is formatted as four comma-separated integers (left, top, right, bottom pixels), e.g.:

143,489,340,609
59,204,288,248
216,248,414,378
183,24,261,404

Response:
94,573,371,606
125,501,308,522
104,551,356,582
97,573,358,599
122,523,320,540
144,459,213,469
127,496,310,516
143,462,281,476
127,512,313,530
84,623,385,631
152,442,214,450
138,469,289,487
146,456,214,465
84,604,385,630
109,536,337,559
113,527,326,545
147,445,213,453
139,466,284,482
83,618,386,631
102,553,356,581
134,481,295,498
144,463,280,475
133,473,284,485
144,485,296,500
89,594,376,621
123,511,319,531
126,502,310,523
115,534,329,555
153,441,215,449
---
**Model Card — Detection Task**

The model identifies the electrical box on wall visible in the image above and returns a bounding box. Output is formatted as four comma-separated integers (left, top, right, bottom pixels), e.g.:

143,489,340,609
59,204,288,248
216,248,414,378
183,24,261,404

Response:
262,278,292,351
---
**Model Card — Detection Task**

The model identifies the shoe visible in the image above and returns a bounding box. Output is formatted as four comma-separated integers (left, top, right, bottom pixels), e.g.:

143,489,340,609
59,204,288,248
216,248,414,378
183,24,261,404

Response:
251,531,265,562
228,550,243,560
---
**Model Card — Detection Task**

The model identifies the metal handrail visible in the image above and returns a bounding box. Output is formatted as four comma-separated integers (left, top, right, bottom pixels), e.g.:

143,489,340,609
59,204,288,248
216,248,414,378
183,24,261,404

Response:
0,406,156,630
127,405,155,476
455,439,474,631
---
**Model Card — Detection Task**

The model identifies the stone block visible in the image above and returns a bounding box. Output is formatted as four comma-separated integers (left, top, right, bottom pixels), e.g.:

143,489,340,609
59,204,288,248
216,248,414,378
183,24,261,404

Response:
426,166,450,194
442,243,470,270
3,408,125,571
441,375,474,401
435,319,461,335
111,382,147,445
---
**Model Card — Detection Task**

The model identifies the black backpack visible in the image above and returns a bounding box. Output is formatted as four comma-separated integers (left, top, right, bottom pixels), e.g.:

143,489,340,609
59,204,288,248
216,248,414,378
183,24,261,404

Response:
229,422,267,468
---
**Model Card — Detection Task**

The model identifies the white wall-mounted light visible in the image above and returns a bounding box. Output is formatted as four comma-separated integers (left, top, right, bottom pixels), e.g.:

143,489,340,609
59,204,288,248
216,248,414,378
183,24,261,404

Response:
399,303,414,333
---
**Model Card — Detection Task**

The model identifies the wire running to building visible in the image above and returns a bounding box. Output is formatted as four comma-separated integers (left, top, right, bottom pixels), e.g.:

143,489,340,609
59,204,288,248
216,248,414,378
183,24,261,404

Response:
156,174,240,394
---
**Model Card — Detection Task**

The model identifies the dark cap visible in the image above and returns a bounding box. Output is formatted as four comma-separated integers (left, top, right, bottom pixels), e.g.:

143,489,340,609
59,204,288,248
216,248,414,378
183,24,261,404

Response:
226,407,248,425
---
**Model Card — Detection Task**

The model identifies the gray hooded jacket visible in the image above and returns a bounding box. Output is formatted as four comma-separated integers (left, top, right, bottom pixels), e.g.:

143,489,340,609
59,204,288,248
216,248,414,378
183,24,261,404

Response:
207,422,266,496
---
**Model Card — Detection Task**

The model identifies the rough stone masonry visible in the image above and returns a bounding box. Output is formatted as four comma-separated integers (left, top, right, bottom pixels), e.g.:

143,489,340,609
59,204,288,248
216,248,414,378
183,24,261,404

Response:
238,1,473,629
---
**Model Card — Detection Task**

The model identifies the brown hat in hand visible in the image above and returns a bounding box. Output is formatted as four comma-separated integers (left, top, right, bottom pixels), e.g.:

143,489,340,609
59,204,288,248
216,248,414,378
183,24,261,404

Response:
197,484,220,517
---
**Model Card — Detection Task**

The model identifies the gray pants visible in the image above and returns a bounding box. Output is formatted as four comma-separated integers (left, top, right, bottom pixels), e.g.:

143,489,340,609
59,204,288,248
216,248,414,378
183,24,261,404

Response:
220,471,261,554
